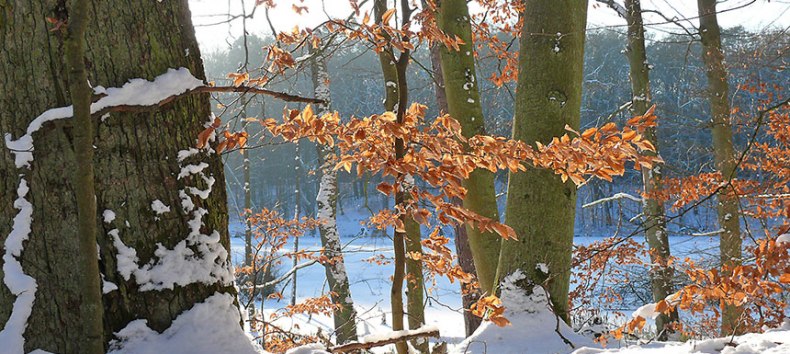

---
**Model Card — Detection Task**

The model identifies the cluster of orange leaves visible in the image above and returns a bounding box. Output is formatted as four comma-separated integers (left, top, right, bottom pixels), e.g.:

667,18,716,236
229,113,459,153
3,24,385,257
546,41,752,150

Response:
248,103,660,245
470,294,510,327
610,236,790,340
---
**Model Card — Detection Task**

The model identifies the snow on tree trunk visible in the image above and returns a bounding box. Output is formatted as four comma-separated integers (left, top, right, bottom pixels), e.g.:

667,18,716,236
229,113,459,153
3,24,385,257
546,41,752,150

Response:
499,0,588,324
310,44,359,344
452,272,592,354
697,0,744,336
0,1,246,352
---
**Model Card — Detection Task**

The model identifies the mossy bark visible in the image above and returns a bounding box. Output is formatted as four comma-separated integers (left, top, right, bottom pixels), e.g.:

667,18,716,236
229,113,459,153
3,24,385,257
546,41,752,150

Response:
436,0,502,297
0,1,236,352
623,0,678,339
374,1,426,352
498,0,588,324
697,0,743,335
374,1,408,353
63,0,104,351
427,0,481,335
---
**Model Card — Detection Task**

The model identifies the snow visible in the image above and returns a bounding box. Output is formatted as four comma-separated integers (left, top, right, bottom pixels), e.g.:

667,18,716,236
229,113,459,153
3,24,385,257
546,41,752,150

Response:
573,321,790,354
631,303,660,320
177,148,201,162
108,293,264,354
536,263,549,273
104,209,117,223
178,162,209,179
450,271,594,354
4,68,203,168
359,325,439,344
150,200,171,215
0,179,38,353
285,344,329,354
102,274,119,294
111,207,234,291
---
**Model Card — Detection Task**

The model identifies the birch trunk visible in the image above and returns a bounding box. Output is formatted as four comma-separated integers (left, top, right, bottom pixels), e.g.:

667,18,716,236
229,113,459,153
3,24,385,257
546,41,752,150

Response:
697,0,743,335
310,46,359,344
498,0,588,323
0,1,237,352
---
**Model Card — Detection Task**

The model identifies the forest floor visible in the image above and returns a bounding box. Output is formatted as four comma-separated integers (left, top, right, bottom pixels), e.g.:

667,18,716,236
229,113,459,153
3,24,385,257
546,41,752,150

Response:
226,208,762,353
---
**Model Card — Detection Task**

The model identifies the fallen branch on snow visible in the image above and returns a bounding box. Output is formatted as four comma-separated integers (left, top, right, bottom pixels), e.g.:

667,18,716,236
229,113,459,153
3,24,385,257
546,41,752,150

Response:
329,325,440,353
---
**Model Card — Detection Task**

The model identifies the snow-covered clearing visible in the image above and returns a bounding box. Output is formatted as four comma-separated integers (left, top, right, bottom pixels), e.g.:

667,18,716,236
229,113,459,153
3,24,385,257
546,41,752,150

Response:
228,208,774,354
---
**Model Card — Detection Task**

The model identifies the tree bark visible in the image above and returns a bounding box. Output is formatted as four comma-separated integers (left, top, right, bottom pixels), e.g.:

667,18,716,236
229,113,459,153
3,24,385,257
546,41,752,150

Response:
63,0,104,351
374,1,426,352
426,5,481,335
0,1,237,352
436,0,502,298
623,0,678,340
310,45,359,344
498,0,588,324
696,0,743,335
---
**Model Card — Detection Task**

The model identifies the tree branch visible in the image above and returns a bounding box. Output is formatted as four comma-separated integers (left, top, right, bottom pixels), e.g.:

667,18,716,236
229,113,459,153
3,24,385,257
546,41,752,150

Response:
329,326,440,353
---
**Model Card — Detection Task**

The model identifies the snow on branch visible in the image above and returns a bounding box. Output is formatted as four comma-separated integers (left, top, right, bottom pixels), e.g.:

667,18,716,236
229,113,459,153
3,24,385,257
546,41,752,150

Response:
690,229,724,237
5,67,322,168
595,0,627,18
329,325,440,353
582,192,642,209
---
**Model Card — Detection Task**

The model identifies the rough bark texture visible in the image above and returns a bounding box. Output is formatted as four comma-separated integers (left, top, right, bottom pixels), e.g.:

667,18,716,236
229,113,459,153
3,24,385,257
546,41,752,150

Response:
310,46,359,344
436,0,502,297
623,0,678,339
62,0,104,351
426,12,481,334
499,0,588,324
697,0,743,335
0,1,236,352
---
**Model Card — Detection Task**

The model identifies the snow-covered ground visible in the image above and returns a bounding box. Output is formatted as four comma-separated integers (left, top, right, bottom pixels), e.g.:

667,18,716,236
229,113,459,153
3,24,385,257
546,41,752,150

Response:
227,208,739,353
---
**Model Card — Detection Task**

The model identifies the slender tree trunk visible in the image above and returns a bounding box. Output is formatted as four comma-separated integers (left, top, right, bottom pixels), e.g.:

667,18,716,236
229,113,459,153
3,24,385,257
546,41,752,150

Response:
242,95,253,267
425,7,481,335
696,0,743,335
63,0,105,352
622,0,678,340
0,1,237,352
292,143,301,307
374,2,406,353
498,0,588,324
310,45,359,344
374,1,426,352
436,0,502,297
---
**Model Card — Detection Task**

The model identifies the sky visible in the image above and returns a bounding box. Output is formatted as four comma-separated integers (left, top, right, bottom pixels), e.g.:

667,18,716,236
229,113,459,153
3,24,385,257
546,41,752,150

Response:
189,0,790,53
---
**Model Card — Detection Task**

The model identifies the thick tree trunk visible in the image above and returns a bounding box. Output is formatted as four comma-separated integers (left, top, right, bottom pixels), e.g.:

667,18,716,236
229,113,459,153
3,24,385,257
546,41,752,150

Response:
623,0,678,340
697,0,743,335
436,0,502,297
0,1,237,352
499,0,588,324
426,8,481,335
310,46,359,344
